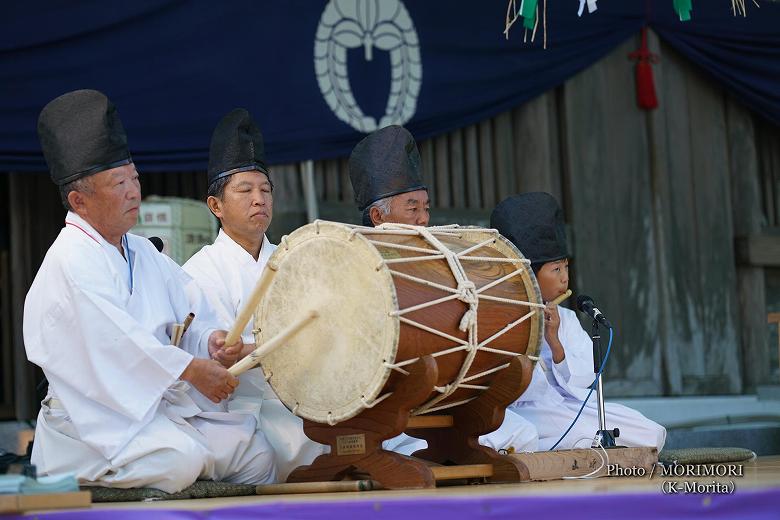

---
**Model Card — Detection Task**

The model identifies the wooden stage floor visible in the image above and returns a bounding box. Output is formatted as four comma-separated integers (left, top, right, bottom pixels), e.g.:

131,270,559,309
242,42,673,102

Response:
90,456,780,511
6,456,778,519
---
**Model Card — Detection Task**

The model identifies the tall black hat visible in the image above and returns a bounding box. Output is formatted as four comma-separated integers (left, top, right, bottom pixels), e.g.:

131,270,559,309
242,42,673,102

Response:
349,125,426,212
37,89,132,186
207,108,268,186
490,193,568,265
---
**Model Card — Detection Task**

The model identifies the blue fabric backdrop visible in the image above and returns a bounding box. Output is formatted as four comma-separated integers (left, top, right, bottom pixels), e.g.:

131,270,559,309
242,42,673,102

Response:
1,1,778,172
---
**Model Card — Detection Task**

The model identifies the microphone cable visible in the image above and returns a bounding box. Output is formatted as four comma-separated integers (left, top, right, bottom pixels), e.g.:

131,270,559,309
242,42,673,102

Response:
548,326,613,451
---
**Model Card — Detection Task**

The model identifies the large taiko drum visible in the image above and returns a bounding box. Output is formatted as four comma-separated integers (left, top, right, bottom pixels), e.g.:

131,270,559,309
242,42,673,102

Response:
254,221,543,425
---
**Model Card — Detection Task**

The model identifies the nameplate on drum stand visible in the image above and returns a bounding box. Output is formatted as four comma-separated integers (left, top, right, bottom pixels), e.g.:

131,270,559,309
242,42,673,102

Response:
336,434,366,456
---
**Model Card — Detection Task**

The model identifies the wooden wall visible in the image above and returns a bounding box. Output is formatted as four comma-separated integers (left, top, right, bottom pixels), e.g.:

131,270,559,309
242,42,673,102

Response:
3,31,779,419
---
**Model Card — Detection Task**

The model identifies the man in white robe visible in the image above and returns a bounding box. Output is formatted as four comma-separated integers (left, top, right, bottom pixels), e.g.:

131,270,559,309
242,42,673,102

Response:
25,90,276,493
349,126,539,454
183,109,327,482
491,193,666,451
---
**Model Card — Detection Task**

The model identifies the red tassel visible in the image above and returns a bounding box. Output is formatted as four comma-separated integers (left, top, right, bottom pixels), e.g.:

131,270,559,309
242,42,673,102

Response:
635,61,658,109
628,28,659,110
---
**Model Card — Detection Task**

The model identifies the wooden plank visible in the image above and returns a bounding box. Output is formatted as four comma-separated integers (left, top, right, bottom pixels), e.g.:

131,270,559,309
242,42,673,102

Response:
427,207,490,227
653,41,746,395
684,49,741,394
324,159,340,203
434,134,451,208
313,160,326,200
318,201,362,225
644,29,682,394
419,139,436,207
655,41,706,394
512,93,561,199
562,36,662,396
736,233,780,267
339,157,354,204
510,447,657,481
493,111,516,201
270,163,299,207
266,163,307,242
756,120,780,227
0,491,91,514
478,119,496,207
406,415,453,429
255,480,377,495
430,464,493,481
464,124,482,209
0,249,13,417
546,90,564,202
9,173,62,420
449,129,466,208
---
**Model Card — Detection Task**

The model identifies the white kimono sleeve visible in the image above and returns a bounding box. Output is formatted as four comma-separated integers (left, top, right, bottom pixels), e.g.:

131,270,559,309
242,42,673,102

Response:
25,257,193,428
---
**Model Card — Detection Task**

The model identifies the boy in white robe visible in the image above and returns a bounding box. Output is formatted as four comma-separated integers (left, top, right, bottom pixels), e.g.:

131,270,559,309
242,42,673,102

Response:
183,109,327,482
490,193,666,451
25,90,276,493
349,126,539,454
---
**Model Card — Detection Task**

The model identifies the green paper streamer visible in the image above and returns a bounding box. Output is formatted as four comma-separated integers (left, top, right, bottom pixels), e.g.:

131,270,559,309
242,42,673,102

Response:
521,0,538,29
673,0,693,22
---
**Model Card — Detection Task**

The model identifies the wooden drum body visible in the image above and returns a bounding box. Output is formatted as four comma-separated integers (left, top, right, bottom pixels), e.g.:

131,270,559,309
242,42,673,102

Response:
254,221,543,426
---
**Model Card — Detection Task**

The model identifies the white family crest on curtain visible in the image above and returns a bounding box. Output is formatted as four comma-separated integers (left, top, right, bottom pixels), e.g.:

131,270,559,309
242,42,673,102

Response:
314,0,422,133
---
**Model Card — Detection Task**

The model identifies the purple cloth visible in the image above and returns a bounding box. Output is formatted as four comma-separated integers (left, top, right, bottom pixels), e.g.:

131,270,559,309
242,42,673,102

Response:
10,487,780,520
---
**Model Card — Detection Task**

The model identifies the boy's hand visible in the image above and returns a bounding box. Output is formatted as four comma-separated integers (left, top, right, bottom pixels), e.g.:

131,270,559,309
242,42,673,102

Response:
544,303,565,364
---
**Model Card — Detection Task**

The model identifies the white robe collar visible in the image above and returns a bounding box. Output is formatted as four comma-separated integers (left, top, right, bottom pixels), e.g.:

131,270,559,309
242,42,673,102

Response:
215,228,273,268
65,211,126,257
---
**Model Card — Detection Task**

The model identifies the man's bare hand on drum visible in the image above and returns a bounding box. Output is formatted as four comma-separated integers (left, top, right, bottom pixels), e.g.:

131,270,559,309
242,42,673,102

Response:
544,303,566,364
208,330,243,368
180,358,239,403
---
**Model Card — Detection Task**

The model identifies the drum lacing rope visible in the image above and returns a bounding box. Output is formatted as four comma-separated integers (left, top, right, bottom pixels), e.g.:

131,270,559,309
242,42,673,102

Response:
360,392,392,409
385,254,446,264
343,222,543,415
345,223,463,237
387,270,458,294
368,240,438,255
393,225,481,414
389,344,470,369
457,236,497,257
462,363,511,382
419,397,479,415
384,361,410,375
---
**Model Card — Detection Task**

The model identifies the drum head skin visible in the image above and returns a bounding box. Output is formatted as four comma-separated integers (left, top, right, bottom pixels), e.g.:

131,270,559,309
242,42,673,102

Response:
256,222,543,424
255,221,399,424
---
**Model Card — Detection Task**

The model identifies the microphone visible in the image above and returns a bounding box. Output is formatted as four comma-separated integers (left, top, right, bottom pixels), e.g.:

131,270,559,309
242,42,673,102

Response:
148,236,164,253
576,295,612,329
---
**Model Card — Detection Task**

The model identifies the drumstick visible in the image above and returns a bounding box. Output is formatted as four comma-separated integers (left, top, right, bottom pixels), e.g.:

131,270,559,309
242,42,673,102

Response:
549,289,572,306
181,312,195,336
229,309,319,377
255,480,378,495
225,266,276,346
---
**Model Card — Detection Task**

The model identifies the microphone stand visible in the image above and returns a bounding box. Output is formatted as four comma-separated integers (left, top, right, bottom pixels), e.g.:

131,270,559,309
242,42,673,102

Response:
591,319,618,448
